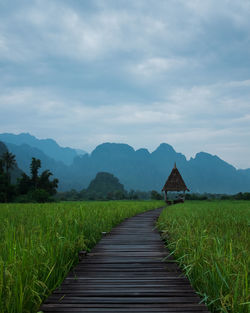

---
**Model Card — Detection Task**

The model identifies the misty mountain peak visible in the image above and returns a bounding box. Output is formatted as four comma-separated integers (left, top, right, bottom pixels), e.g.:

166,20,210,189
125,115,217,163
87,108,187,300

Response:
135,148,150,156
153,143,176,154
194,152,223,163
0,132,79,166
194,152,236,170
0,132,35,144
92,143,135,157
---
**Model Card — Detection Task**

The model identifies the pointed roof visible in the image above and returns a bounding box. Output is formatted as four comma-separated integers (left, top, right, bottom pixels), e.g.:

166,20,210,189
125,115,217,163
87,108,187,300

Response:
162,163,189,192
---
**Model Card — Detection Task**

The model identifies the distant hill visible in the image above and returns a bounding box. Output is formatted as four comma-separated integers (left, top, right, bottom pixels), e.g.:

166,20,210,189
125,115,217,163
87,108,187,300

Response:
0,133,86,165
1,133,250,193
87,172,125,198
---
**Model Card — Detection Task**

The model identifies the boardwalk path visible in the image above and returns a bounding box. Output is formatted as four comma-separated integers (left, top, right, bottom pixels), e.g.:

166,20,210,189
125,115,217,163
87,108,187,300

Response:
41,207,210,313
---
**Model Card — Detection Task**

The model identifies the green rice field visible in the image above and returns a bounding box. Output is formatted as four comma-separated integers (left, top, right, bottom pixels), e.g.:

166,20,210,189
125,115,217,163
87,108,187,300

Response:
0,200,161,313
1,200,249,313
157,200,250,313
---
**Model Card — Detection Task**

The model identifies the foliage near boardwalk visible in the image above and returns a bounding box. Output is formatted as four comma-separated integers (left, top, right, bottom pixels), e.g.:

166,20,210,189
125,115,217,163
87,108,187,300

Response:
158,201,250,313
0,200,161,313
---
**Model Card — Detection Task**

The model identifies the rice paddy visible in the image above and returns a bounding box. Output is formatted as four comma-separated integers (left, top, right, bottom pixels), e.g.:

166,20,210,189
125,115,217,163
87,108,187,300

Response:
0,200,161,313
1,200,249,313
157,200,250,313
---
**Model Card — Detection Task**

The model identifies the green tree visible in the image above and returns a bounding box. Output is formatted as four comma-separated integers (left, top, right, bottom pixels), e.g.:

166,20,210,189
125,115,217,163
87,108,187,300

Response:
18,173,32,195
151,190,163,200
0,159,8,202
1,151,17,183
0,159,4,175
31,189,50,203
17,158,58,202
114,190,125,200
30,157,41,187
0,153,18,202
38,169,58,196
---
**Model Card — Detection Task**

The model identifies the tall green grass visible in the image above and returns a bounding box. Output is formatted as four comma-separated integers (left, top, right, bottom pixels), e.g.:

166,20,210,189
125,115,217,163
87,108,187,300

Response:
157,201,250,313
0,200,162,313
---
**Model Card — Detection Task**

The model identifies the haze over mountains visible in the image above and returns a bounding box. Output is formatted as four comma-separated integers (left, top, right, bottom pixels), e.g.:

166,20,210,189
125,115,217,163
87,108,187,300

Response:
0,133,250,194
0,133,86,165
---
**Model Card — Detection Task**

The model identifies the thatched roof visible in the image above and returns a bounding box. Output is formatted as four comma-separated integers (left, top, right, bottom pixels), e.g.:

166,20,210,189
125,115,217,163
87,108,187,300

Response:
162,163,189,192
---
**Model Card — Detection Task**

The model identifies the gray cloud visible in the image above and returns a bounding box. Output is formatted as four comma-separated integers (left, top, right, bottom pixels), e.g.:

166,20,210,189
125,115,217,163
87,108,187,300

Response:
0,0,250,168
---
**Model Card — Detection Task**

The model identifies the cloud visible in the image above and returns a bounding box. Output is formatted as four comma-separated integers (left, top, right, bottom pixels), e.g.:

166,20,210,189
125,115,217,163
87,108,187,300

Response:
129,57,193,82
1,76,249,168
0,0,250,168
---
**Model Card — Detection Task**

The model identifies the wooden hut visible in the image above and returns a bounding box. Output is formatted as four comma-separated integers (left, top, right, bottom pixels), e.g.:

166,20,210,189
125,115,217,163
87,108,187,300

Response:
162,163,189,203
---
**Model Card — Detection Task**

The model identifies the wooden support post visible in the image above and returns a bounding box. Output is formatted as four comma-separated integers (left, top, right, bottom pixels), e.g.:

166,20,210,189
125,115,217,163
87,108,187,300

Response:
165,191,167,202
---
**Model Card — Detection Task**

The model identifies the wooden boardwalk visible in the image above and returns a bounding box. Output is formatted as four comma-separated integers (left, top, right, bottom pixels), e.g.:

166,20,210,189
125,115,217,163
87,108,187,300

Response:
40,208,210,313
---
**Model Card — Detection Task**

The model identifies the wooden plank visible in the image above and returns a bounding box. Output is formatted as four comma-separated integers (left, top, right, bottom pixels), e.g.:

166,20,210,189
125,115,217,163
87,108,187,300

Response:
67,272,185,277
44,296,201,304
41,303,210,312
42,304,204,312
64,279,191,285
41,308,209,313
60,284,193,289
90,251,171,255
68,271,182,280
42,303,208,308
40,207,210,313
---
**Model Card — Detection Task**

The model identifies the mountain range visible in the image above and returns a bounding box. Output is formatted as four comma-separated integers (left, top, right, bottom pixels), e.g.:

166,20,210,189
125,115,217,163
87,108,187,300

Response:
0,133,86,165
0,133,249,194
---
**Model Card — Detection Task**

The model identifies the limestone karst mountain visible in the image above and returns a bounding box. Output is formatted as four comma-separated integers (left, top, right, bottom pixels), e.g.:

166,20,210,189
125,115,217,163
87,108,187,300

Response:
1,134,250,193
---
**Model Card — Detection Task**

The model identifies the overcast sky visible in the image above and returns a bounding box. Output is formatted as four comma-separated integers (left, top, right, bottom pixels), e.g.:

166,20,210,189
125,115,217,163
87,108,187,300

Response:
0,0,250,168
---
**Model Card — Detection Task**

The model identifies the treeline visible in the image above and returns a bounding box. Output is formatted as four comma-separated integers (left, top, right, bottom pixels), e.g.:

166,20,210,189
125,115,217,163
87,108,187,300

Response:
55,189,153,201
185,192,250,200
0,152,58,203
221,192,250,200
57,190,250,202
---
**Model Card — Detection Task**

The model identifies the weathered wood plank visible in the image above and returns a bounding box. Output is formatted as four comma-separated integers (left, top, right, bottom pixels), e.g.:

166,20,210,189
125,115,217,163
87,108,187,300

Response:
59,284,193,289
42,303,208,308
44,296,201,303
41,303,210,312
